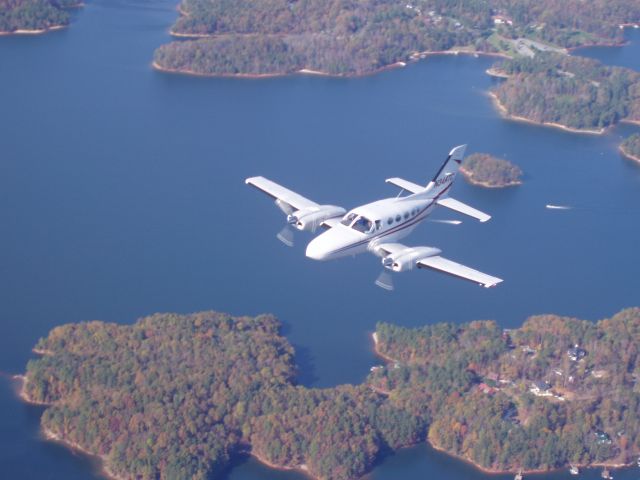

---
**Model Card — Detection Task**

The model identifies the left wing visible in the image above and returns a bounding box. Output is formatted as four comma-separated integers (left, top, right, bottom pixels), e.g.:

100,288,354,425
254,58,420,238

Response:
373,242,502,288
417,255,502,288
437,197,491,223
385,177,424,194
245,176,345,232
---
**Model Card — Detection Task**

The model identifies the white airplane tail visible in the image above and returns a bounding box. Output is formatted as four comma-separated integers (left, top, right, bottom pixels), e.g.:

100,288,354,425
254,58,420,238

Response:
423,144,466,198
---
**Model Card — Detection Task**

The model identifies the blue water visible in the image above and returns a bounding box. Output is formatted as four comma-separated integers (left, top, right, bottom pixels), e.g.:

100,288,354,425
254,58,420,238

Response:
1,2,639,478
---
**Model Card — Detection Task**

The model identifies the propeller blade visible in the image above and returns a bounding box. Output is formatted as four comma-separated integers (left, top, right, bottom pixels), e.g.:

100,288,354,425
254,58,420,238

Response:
428,219,462,225
277,225,295,247
375,270,394,291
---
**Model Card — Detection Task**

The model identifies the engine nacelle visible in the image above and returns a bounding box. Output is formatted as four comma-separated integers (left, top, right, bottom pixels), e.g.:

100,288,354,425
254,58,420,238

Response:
288,205,346,232
383,246,441,272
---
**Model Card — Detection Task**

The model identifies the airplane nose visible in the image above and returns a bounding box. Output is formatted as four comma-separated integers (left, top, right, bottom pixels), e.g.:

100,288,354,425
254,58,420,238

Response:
305,238,327,260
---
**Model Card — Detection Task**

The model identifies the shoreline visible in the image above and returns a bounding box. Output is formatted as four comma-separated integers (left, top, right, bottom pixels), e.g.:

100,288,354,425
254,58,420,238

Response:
429,442,632,475
488,92,606,135
152,61,289,79
620,145,640,164
485,67,510,79
250,450,309,475
152,48,506,79
0,25,67,36
12,374,52,406
459,166,522,188
42,426,125,480
152,59,407,79
371,332,399,364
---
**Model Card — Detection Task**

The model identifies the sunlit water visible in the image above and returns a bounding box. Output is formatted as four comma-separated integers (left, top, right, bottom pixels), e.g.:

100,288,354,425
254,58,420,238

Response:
1,2,639,478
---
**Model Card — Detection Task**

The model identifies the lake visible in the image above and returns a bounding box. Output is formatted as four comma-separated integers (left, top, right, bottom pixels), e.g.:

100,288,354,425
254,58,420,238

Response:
1,1,639,479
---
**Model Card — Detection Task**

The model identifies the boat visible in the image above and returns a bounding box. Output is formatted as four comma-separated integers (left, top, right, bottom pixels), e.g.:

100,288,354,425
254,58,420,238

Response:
637,456,640,467
601,468,612,479
569,464,579,475
514,469,523,480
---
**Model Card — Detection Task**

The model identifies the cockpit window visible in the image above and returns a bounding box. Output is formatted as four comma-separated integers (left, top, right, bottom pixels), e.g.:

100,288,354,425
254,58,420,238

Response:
352,216,375,234
341,212,358,226
341,213,376,234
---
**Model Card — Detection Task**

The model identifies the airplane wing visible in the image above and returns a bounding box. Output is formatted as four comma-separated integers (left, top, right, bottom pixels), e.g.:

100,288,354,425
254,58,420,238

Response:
245,176,345,231
246,176,319,212
374,242,502,288
417,256,502,288
436,197,491,222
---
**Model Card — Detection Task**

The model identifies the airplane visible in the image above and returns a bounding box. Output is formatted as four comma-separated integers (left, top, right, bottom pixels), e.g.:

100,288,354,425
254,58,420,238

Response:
245,145,502,290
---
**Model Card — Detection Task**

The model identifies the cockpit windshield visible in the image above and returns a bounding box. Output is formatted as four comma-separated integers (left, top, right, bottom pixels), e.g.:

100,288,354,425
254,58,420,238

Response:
352,216,374,233
340,212,358,226
341,212,376,234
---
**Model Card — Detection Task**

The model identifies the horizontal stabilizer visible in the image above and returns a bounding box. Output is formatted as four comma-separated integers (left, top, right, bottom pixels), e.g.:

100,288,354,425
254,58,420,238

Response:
437,197,491,223
385,177,424,194
418,256,503,288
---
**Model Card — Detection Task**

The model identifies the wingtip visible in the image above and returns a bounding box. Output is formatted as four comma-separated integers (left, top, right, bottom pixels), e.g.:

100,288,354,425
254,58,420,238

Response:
483,278,503,288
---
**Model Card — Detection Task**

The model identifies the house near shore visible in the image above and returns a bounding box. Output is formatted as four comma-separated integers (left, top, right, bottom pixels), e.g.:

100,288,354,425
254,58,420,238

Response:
530,381,552,396
594,431,612,445
478,383,498,395
493,15,513,26
567,345,586,361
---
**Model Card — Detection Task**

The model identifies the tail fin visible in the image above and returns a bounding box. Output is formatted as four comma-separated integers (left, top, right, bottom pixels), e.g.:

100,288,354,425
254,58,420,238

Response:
424,144,466,198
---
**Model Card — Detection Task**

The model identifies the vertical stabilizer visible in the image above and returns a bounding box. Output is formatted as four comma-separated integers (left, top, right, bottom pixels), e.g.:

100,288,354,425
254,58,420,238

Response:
424,144,466,197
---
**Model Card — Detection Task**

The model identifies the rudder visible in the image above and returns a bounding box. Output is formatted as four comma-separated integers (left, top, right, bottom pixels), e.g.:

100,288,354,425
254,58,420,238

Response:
424,144,466,197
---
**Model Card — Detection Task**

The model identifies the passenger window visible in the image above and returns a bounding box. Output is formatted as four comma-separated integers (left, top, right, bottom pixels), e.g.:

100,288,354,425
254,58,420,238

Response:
395,215,401,222
404,212,409,219
375,220,381,230
387,217,393,225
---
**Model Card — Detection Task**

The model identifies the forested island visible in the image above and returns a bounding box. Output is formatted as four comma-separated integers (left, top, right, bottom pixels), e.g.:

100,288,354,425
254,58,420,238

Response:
460,152,522,187
153,0,640,77
0,0,75,34
490,53,640,133
621,133,640,163
21,308,640,479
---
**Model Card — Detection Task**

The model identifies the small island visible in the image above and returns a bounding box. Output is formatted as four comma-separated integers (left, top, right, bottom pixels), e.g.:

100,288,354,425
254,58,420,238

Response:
621,133,640,163
153,0,640,77
0,0,76,35
20,308,640,479
460,152,522,188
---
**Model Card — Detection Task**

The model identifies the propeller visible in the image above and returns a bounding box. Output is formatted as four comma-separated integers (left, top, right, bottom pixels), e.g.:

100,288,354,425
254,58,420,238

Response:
277,225,295,247
375,270,394,291
427,219,462,225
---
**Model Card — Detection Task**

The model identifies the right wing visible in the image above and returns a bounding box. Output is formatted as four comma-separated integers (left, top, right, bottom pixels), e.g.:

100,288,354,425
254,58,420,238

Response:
246,176,320,212
245,176,345,231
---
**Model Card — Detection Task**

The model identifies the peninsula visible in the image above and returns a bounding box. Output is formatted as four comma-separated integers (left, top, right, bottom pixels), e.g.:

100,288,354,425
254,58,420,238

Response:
0,0,75,35
621,133,640,163
490,53,640,134
21,308,640,479
460,152,522,187
153,0,640,77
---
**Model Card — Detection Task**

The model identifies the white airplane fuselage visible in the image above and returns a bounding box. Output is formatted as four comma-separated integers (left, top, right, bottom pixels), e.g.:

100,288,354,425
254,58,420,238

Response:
305,195,437,261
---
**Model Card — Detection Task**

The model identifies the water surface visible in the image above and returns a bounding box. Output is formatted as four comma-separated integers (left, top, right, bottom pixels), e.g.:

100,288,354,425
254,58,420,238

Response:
1,3,639,479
